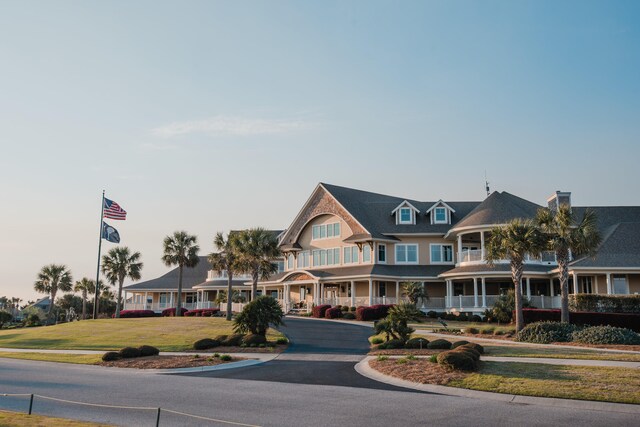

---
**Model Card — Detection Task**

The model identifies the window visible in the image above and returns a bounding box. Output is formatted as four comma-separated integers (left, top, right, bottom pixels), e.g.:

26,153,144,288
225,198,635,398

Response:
287,253,294,269
299,286,306,300
434,207,447,223
312,248,340,267
363,245,371,262
312,223,340,240
399,208,412,224
378,282,386,297
343,246,359,264
454,283,464,296
378,244,386,263
430,244,453,263
297,251,310,268
396,244,418,264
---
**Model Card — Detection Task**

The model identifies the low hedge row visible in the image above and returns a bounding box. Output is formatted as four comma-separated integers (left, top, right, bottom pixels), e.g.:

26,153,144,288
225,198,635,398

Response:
425,311,483,322
184,308,220,317
521,309,640,332
569,294,640,313
117,310,156,318
436,344,482,371
325,307,343,319
356,304,394,321
518,321,640,345
161,307,189,317
102,345,160,361
312,305,331,318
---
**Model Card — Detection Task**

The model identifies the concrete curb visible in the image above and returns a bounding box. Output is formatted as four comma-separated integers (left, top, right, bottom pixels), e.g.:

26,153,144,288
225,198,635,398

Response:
355,356,640,413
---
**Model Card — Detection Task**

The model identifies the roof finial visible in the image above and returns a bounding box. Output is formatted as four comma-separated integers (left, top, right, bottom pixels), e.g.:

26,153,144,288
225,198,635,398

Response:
484,171,490,198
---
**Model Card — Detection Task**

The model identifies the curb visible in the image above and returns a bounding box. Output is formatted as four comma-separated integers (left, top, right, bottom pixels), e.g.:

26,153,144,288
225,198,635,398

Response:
355,357,640,414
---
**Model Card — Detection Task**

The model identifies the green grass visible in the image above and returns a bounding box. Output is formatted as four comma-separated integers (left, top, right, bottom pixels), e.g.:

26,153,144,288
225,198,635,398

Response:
449,361,640,404
0,352,102,364
0,410,111,426
409,319,515,333
484,344,640,362
0,318,283,351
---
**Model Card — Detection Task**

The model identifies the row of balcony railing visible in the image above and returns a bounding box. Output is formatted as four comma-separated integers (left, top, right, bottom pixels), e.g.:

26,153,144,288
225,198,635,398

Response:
457,250,558,265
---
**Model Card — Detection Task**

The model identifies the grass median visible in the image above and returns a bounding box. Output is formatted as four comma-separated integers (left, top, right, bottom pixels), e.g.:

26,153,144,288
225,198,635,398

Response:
0,410,112,426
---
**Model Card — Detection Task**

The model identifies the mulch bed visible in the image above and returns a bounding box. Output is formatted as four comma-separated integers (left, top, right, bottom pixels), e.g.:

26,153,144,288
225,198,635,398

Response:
101,355,244,369
369,359,466,385
369,348,443,356
187,345,287,354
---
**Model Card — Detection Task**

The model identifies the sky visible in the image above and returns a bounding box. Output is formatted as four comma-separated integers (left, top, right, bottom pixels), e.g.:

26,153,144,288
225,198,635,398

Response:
1,0,639,302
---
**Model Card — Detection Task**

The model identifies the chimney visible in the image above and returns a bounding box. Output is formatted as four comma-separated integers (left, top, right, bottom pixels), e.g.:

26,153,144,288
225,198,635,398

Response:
547,191,571,212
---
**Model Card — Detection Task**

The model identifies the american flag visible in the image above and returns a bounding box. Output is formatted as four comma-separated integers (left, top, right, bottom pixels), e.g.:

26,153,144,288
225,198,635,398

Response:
103,198,127,220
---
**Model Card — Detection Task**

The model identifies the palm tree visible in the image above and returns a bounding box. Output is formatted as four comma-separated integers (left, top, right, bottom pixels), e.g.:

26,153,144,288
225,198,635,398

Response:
34,264,73,322
485,219,545,332
73,278,98,320
401,281,429,306
102,247,143,318
234,228,281,301
209,232,243,321
162,231,199,317
536,205,601,323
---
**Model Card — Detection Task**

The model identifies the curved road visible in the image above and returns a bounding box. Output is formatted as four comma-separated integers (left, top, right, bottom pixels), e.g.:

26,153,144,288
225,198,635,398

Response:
0,317,637,426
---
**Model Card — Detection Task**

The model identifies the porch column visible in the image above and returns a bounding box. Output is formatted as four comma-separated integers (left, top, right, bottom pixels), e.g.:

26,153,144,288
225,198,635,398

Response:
526,277,531,299
473,277,478,307
573,272,579,294
144,292,148,309
481,277,486,307
606,273,612,294
320,283,324,304
350,281,355,306
445,280,451,307
368,279,373,306
480,231,485,260
595,276,599,294
396,281,400,303
457,234,463,262
170,292,174,307
549,278,554,297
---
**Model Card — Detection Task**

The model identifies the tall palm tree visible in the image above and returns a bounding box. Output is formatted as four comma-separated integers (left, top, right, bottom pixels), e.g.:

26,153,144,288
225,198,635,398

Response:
485,219,545,332
34,264,73,322
234,228,281,301
102,247,143,318
536,205,601,323
162,231,199,317
209,232,242,321
401,281,429,306
73,278,98,320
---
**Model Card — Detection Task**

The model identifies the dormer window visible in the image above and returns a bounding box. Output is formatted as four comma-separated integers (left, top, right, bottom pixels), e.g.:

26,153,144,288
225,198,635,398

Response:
392,201,419,225
434,207,447,224
426,200,455,225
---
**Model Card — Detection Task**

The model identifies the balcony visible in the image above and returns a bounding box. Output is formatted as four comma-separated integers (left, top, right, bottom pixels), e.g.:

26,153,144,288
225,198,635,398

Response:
457,250,557,266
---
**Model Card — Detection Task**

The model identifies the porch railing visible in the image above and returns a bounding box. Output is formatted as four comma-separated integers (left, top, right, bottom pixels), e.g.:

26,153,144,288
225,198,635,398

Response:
458,249,484,263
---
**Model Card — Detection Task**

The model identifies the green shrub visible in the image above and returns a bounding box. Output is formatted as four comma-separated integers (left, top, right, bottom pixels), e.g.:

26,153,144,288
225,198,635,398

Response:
517,321,577,344
102,351,120,362
493,329,506,336
572,325,640,345
242,334,267,346
451,340,470,348
119,347,141,359
569,294,640,313
221,334,244,346
466,327,480,334
193,338,220,350
457,314,469,322
213,353,220,358
341,306,350,312
426,311,438,318
234,296,284,336
138,345,160,357
378,339,405,349
276,337,289,345
428,354,438,363
436,351,477,371
479,326,495,335
453,347,480,361
444,313,458,321
220,355,232,362
350,306,357,312
371,337,384,345
427,339,452,350
396,358,408,364
404,337,429,349
342,312,356,320
377,355,389,361
460,342,484,354
406,354,417,360
469,315,483,323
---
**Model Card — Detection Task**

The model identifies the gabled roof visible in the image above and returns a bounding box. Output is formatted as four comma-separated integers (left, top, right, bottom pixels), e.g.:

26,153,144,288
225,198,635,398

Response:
391,200,420,215
425,200,456,214
449,191,541,233
124,256,210,291
570,222,640,268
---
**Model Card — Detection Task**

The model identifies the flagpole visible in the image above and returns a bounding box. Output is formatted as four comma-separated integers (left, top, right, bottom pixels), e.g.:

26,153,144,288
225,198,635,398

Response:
93,190,105,319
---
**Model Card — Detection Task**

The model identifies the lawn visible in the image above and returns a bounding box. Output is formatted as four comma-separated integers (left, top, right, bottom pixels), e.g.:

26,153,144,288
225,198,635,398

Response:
0,410,111,426
0,318,284,351
0,352,102,364
483,344,640,362
409,319,515,333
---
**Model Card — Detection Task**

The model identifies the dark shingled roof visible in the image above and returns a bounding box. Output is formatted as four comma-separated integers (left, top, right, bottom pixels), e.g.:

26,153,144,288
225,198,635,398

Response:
440,264,553,277
266,264,453,282
124,256,210,291
321,183,480,239
570,222,640,268
193,279,251,289
450,191,542,231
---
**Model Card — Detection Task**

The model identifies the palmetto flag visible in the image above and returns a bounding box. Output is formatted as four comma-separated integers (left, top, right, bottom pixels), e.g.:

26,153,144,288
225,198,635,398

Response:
102,222,121,243
103,198,127,220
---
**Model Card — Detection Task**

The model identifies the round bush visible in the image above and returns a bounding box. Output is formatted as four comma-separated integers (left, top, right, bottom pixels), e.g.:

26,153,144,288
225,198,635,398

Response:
460,342,485,354
378,339,405,349
469,315,483,323
276,337,289,345
517,321,577,344
404,337,429,349
222,334,244,347
341,306,350,312
193,338,220,350
119,347,142,359
102,351,120,362
444,314,457,321
427,339,452,350
371,337,384,345
220,354,232,361
242,334,267,346
457,314,469,322
453,347,480,361
451,340,470,349
342,312,356,320
571,325,640,345
350,306,357,312
465,327,480,334
138,345,160,357
437,351,477,371
325,307,343,319
426,311,438,319
213,335,228,343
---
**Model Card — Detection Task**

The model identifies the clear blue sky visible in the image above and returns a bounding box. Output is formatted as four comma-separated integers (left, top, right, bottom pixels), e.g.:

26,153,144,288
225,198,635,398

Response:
1,1,639,301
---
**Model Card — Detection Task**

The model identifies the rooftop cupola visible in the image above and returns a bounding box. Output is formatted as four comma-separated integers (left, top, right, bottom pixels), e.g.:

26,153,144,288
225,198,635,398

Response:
547,191,572,212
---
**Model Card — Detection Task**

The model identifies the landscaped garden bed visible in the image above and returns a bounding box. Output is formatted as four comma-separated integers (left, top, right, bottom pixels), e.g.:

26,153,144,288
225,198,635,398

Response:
101,354,243,369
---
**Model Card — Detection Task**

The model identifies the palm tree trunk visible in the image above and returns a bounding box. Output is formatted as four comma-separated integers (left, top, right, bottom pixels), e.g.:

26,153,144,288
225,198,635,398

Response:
115,278,124,318
252,270,259,302
82,290,87,320
511,261,524,332
176,264,184,317
557,249,570,323
226,271,233,321
48,289,57,323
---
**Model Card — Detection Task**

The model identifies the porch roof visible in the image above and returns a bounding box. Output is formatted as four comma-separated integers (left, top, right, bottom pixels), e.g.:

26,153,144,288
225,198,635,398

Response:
439,263,552,278
263,264,453,283
124,256,210,291
193,279,251,289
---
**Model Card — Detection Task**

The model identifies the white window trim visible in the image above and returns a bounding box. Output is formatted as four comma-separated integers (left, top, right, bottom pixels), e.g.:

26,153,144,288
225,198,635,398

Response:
395,244,419,265
311,222,341,241
398,208,413,225
430,243,454,265
377,243,387,264
433,207,448,224
343,245,359,265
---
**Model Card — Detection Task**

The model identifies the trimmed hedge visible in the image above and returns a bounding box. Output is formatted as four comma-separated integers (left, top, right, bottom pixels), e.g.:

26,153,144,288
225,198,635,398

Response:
378,339,405,349
194,338,220,350
517,321,577,344
451,340,470,349
522,309,640,332
242,334,268,346
342,312,356,320
572,325,640,345
221,334,244,346
453,346,481,361
569,294,640,313
427,339,452,350
356,304,394,321
102,351,120,362
161,307,189,317
138,345,160,357
185,308,220,317
437,351,477,371
325,307,343,319
117,310,156,318
404,337,429,349
460,342,485,354
119,347,142,358
312,305,331,318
